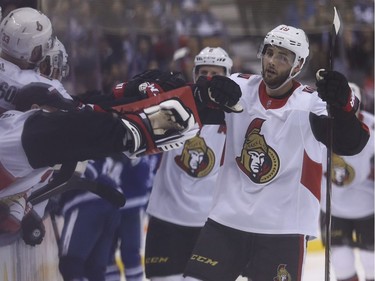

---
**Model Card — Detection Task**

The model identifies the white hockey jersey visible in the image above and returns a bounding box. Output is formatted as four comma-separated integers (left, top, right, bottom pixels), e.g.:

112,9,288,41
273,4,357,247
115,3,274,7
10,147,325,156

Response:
0,57,72,113
147,124,226,227
208,74,327,238
321,110,374,219
0,110,52,198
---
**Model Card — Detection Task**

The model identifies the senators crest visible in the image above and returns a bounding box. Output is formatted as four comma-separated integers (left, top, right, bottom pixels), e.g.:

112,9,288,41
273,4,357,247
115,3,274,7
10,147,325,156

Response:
273,264,292,281
175,134,215,177
328,154,355,186
236,118,279,183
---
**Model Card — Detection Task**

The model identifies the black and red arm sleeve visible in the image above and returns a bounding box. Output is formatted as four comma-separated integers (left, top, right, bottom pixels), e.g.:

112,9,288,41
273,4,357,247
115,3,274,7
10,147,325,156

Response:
309,110,370,156
21,110,131,168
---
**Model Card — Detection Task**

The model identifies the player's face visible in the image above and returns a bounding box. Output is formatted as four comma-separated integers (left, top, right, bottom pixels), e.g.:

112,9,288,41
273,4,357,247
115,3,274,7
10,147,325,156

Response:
195,65,226,81
262,46,295,88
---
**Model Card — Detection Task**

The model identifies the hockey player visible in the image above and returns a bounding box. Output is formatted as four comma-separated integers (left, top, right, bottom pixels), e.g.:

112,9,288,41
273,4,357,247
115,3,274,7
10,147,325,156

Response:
0,81,199,238
38,36,69,82
104,154,160,281
0,57,243,240
144,47,234,281
57,157,123,281
183,25,370,281
0,7,72,114
320,83,374,281
0,37,69,245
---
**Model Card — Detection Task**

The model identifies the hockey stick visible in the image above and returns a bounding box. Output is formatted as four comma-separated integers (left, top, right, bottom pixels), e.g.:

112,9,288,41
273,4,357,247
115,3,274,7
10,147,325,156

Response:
28,162,77,204
316,6,341,281
28,163,126,208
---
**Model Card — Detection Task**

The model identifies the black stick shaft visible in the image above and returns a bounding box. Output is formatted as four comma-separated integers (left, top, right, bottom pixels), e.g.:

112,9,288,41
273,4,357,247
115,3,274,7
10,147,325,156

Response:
325,6,340,281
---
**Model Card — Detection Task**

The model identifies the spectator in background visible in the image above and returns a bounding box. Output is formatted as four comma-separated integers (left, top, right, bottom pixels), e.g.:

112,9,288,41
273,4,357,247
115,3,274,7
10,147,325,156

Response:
68,1,102,94
0,0,38,18
99,34,128,94
127,35,158,80
195,0,226,38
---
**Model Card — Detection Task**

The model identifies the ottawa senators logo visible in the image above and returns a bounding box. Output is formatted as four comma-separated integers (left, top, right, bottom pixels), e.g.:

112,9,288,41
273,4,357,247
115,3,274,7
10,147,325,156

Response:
273,264,292,281
236,118,279,183
327,154,355,186
175,134,215,177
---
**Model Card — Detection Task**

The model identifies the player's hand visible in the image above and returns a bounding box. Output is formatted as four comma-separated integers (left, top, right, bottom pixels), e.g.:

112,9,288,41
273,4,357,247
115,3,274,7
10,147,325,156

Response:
316,70,358,112
194,76,243,113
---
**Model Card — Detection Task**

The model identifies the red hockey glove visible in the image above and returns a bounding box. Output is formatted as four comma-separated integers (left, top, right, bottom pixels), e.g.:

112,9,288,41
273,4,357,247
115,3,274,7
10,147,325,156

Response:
316,70,359,114
194,76,243,113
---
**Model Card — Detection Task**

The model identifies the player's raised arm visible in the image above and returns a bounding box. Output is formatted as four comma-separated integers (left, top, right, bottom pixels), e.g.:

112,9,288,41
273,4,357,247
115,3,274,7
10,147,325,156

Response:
11,82,199,168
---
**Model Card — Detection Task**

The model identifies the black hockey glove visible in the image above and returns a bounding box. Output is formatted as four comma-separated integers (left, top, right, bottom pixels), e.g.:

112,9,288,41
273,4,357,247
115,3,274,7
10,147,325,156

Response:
316,70,359,114
118,70,187,100
21,209,46,246
194,76,243,113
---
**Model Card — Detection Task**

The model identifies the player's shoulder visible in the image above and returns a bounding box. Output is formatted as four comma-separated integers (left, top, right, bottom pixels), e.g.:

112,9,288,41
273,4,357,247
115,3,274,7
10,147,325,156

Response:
230,72,258,80
292,81,320,104
292,79,316,94
230,72,262,88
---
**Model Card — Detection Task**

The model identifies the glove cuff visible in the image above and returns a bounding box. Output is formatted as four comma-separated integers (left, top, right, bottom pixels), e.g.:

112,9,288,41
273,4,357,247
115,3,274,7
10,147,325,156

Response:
341,90,360,113
121,117,144,153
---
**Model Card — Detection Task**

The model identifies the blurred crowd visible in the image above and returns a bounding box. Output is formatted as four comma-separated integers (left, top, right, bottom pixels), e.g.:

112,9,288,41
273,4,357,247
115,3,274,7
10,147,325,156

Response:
37,0,373,111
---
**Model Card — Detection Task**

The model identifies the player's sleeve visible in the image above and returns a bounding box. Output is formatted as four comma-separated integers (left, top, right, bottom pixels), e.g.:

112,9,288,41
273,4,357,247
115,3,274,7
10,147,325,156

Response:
21,110,133,168
309,111,370,156
21,98,198,168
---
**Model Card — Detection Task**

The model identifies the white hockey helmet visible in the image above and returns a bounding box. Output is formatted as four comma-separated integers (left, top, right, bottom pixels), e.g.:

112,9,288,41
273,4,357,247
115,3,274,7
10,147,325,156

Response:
0,7,53,65
260,24,309,77
41,37,69,81
193,47,233,82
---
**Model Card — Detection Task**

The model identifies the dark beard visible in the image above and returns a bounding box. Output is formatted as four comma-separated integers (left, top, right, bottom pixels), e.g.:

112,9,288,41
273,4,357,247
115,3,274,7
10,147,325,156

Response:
262,69,290,89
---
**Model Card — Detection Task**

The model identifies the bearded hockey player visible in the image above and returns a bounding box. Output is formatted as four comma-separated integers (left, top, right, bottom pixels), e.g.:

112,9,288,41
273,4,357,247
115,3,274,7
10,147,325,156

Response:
183,24,369,281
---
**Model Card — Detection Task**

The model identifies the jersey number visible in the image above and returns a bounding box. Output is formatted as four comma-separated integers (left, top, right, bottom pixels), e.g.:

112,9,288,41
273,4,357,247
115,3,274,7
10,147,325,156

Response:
0,82,17,103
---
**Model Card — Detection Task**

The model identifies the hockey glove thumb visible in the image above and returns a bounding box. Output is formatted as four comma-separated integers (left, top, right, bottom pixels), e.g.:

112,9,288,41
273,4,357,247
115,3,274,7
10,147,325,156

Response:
316,69,359,113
